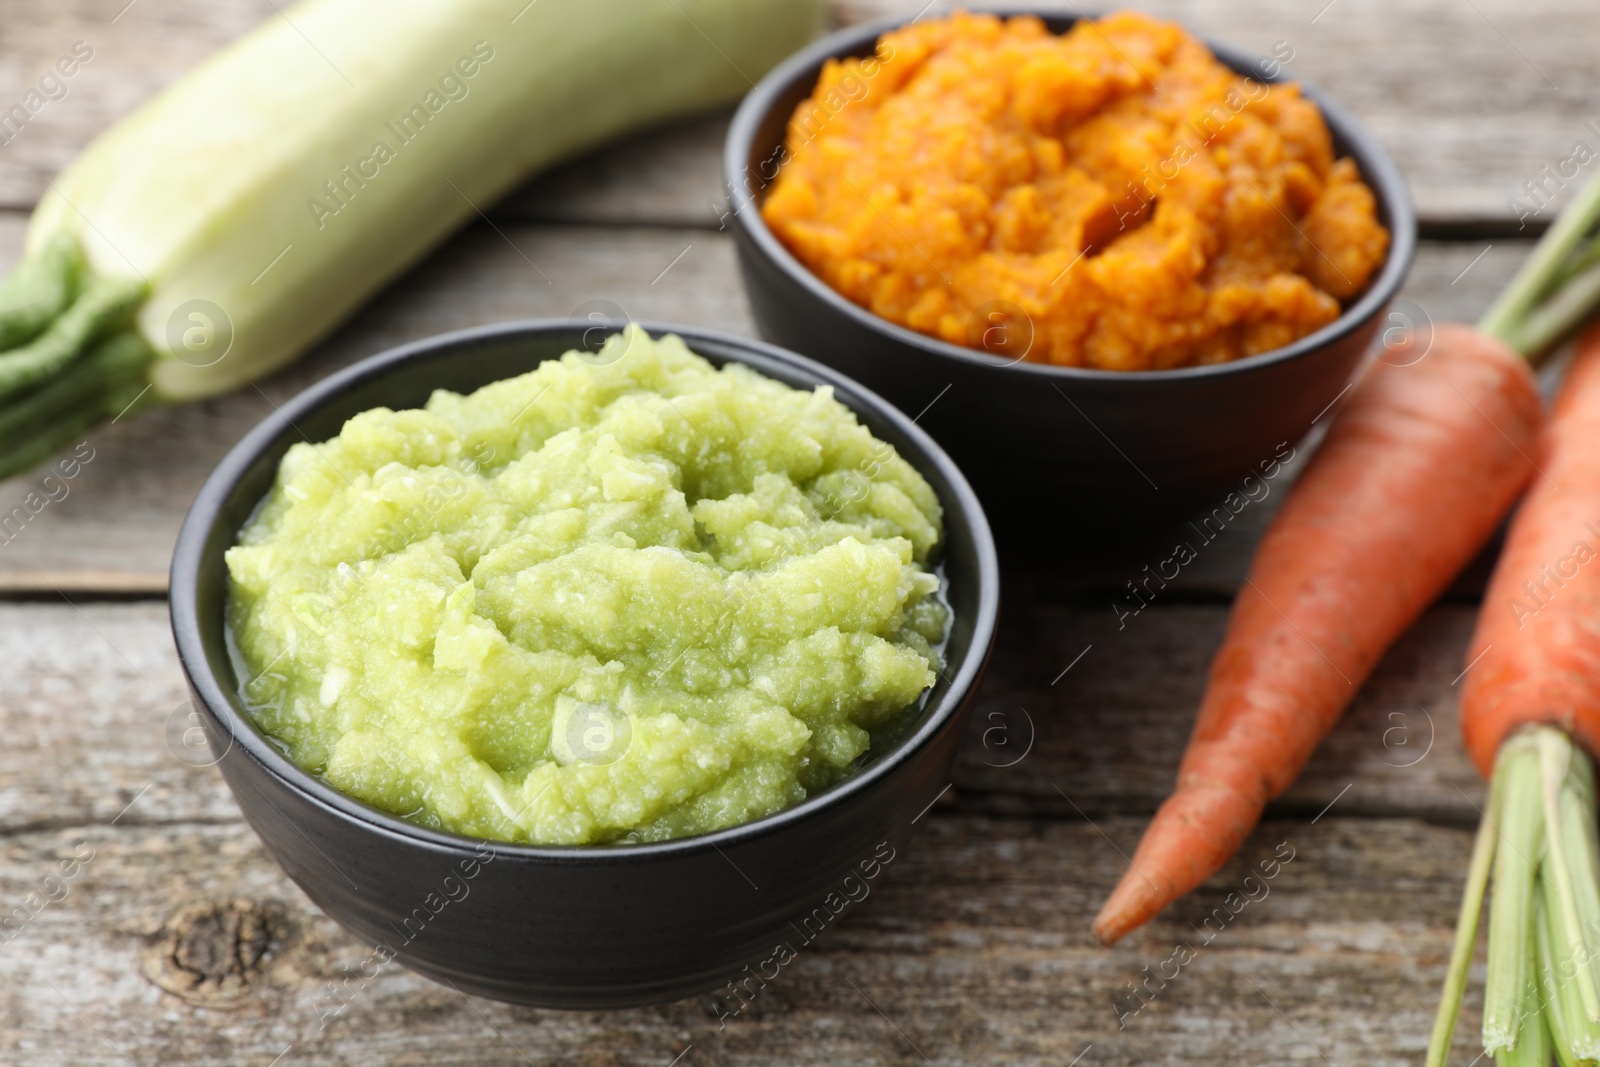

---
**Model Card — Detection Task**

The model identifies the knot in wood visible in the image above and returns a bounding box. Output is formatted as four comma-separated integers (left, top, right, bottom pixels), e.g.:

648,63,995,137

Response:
142,898,290,1005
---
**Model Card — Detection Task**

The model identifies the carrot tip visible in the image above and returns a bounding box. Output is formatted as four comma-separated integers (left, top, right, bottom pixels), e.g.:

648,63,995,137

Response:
1091,782,1269,944
1090,917,1124,947
1093,868,1169,946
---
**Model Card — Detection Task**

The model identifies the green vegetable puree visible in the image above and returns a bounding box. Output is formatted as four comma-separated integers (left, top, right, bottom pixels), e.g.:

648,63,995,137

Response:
226,328,946,845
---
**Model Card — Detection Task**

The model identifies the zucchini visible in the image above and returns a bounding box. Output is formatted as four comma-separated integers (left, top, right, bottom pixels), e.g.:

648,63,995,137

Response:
0,0,825,477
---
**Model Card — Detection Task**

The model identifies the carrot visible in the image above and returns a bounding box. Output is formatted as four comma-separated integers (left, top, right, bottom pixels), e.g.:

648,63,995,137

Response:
1427,323,1600,1066
1095,166,1600,947
1462,321,1600,772
1091,324,1543,944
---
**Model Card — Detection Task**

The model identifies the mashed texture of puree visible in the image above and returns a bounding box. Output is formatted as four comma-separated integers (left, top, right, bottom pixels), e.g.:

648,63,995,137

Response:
762,11,1391,369
226,329,946,845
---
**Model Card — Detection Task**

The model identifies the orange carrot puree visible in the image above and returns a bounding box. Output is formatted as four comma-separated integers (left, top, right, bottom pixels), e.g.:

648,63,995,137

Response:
761,11,1390,370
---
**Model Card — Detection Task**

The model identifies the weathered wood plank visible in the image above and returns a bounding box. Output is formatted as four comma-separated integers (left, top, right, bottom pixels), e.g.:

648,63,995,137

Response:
0,603,228,837
0,597,1486,840
0,812,1478,1066
1,0,1596,227
0,587,1486,1061
0,591,1498,1066
0,213,1537,594
502,112,734,231
958,591,1484,826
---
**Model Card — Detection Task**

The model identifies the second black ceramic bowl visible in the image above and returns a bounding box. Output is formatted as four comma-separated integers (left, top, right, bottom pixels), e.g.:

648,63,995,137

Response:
726,9,1417,526
169,321,998,1009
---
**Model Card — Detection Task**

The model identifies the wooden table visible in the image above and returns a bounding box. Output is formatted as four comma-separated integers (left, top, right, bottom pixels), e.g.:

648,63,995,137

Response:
1,1,1594,1063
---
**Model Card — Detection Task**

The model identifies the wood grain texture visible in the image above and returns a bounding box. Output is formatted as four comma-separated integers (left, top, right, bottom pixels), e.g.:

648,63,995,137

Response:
959,584,1484,825
0,216,1538,595
0,604,1481,1066
0,814,1479,1067
1,0,1595,226
0,815,1483,1067
0,590,1486,839
0,2,1564,1061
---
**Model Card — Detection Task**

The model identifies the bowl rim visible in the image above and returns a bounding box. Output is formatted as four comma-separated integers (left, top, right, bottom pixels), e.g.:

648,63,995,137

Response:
169,319,1000,865
724,4,1418,384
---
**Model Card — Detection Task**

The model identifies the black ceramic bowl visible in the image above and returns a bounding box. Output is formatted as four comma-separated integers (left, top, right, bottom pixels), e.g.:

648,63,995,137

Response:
726,8,1417,526
169,321,998,1009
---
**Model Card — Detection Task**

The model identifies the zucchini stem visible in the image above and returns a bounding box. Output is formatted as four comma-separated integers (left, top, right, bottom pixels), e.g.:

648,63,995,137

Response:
0,331,153,483
0,234,154,479
0,273,146,403
0,235,81,350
